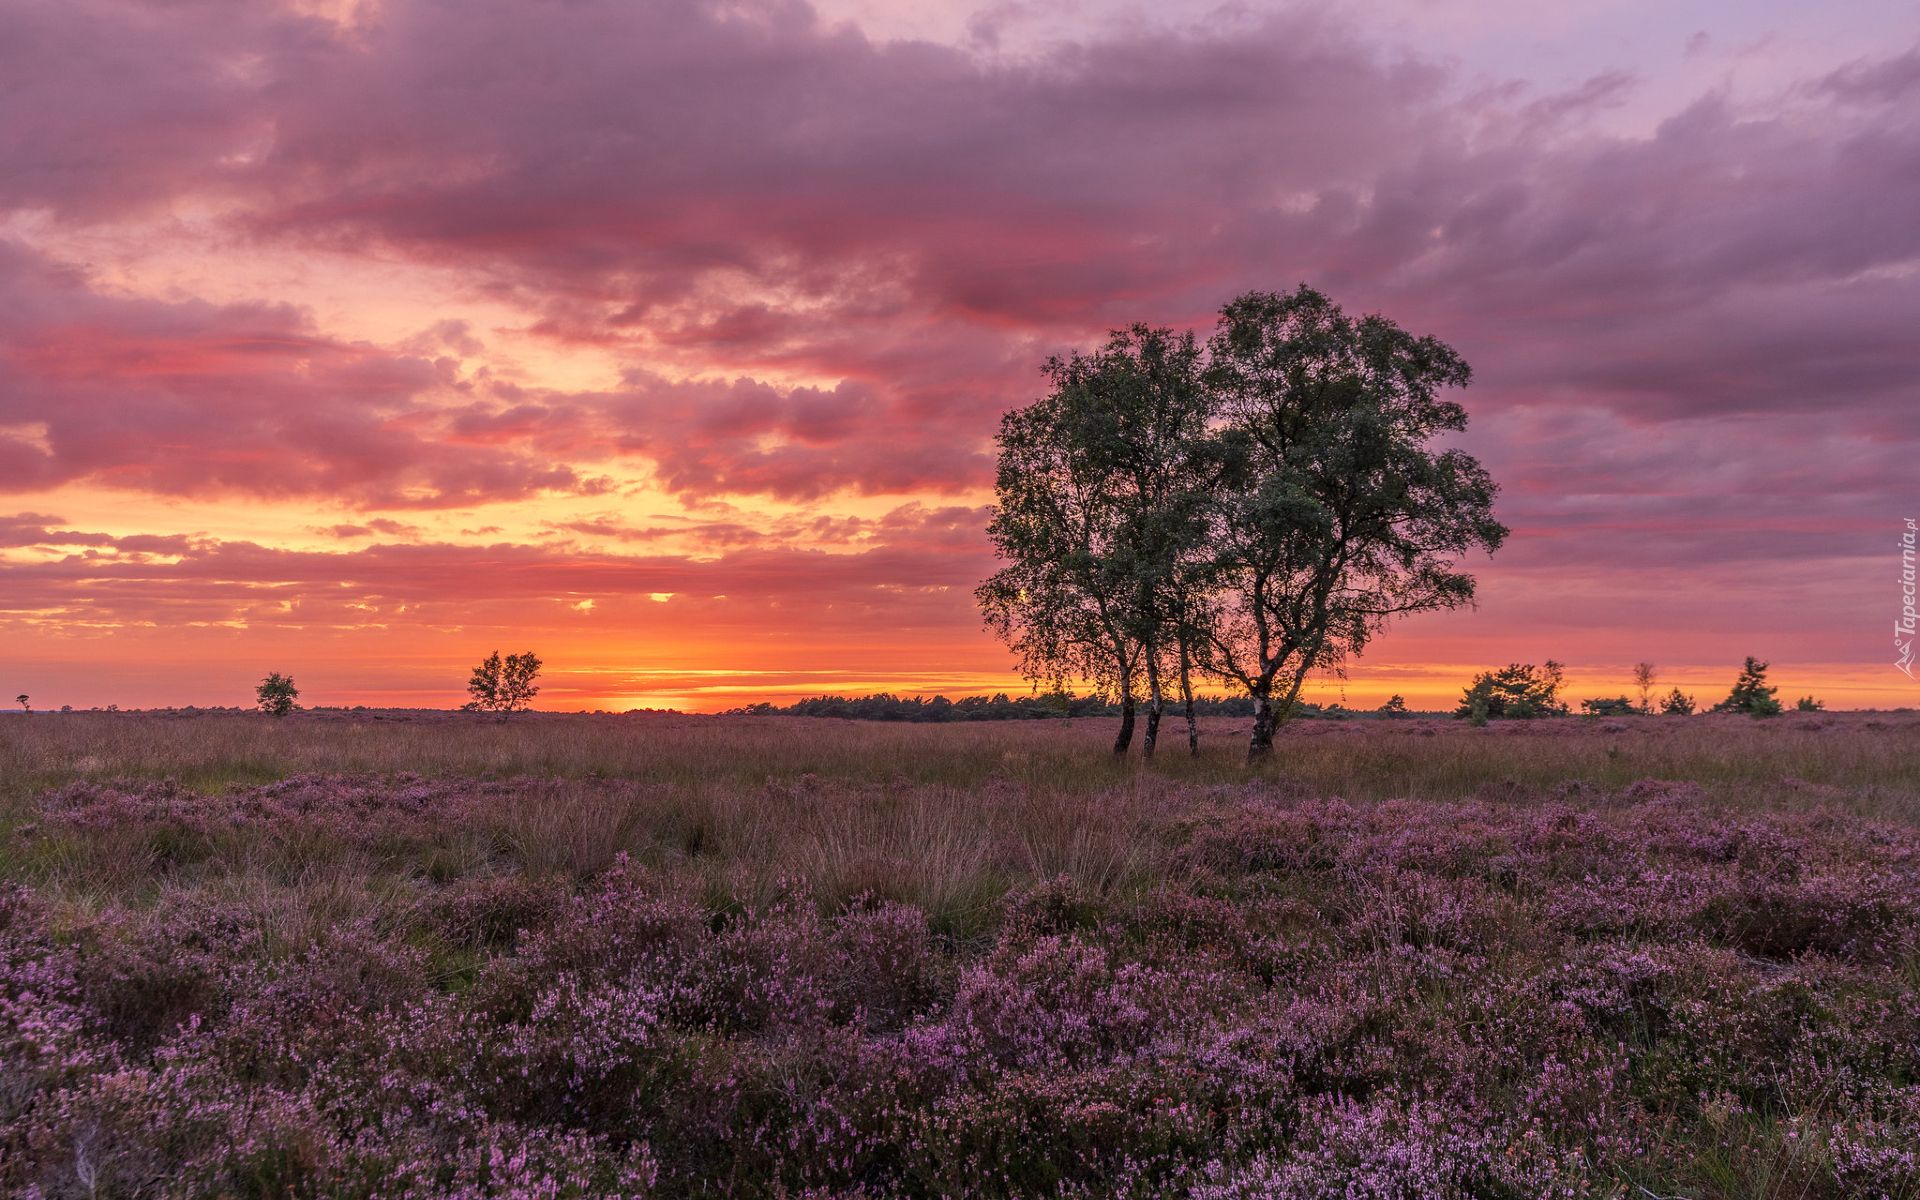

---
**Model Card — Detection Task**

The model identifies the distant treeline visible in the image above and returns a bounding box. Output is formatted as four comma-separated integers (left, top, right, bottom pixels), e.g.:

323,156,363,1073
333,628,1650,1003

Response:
720,692,1356,722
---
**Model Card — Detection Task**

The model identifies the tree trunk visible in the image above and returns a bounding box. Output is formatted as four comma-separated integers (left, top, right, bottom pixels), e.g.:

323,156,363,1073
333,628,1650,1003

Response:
1113,691,1136,754
1143,656,1163,759
1179,643,1199,756
1248,693,1277,758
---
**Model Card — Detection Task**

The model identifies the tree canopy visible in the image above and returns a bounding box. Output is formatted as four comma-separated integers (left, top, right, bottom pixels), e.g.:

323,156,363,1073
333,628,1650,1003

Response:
1200,288,1507,752
976,324,1215,755
1455,661,1569,722
255,672,299,717
465,651,543,718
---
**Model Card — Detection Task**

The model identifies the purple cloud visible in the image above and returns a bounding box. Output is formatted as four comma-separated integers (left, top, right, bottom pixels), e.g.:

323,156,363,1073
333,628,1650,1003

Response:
1,0,1916,690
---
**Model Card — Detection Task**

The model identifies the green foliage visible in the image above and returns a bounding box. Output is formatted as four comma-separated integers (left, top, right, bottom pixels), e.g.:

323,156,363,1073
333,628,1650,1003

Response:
977,323,1215,753
1454,661,1568,720
1202,286,1508,753
254,672,298,717
730,692,1103,722
1796,696,1824,712
1660,688,1696,715
1714,656,1782,717
1580,696,1638,717
466,651,543,717
723,691,1293,722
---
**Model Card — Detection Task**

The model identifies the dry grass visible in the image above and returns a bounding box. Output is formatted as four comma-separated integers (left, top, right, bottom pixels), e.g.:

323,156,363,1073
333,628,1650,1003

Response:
5,708,1917,942
5,707,1918,819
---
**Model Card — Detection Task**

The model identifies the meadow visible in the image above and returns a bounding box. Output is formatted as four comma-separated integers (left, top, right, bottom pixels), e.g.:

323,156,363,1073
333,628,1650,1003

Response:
1,710,1916,1198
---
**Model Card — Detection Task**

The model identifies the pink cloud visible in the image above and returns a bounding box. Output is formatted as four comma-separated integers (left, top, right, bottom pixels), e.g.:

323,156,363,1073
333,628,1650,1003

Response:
0,512,115,549
588,372,988,500
0,240,606,506
0,507,995,639
1,0,1917,684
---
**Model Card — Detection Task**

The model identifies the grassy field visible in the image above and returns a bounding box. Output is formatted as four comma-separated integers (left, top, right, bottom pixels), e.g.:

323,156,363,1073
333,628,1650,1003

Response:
6,707,1920,812
1,711,1917,1197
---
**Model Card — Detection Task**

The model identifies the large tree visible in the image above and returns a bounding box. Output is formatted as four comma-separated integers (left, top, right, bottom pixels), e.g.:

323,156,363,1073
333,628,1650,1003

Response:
977,324,1213,755
1200,286,1507,757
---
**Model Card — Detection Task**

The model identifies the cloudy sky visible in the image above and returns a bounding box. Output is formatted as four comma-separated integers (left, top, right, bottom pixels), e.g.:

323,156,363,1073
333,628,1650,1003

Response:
2,0,1917,711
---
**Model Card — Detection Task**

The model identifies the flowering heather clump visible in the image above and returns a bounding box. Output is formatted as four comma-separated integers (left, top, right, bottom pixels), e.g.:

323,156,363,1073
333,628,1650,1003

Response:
2,760,1919,1198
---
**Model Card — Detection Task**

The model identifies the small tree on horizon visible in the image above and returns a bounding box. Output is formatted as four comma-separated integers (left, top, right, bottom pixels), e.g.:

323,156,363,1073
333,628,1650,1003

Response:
255,673,299,717
1660,687,1696,715
466,651,543,718
15,694,28,714
1714,656,1782,717
1631,662,1658,714
1796,696,1824,712
1377,694,1409,717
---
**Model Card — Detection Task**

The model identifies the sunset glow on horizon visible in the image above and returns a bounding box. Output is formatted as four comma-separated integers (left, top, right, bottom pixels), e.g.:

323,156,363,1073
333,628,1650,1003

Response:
4,0,1918,713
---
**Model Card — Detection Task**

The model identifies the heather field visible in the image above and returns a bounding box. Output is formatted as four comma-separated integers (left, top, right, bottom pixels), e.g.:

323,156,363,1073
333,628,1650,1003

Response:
2,712,1918,1198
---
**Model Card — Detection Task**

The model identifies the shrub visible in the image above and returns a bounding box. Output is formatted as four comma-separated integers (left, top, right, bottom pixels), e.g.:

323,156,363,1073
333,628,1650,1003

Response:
1454,661,1568,719
720,691,1281,721
1713,656,1782,717
1580,697,1638,717
1796,696,1824,712
1659,688,1696,715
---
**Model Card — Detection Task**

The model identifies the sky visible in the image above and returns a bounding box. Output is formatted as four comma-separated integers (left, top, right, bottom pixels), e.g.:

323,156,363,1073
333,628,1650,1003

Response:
2,0,1918,713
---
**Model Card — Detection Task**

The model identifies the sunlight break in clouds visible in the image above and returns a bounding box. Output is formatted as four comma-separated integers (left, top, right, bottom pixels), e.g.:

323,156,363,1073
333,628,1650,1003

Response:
1,0,1917,710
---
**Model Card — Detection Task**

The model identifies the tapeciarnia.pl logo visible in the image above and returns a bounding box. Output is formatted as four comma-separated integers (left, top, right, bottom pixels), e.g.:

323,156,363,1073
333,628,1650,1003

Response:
1900,518,1917,678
